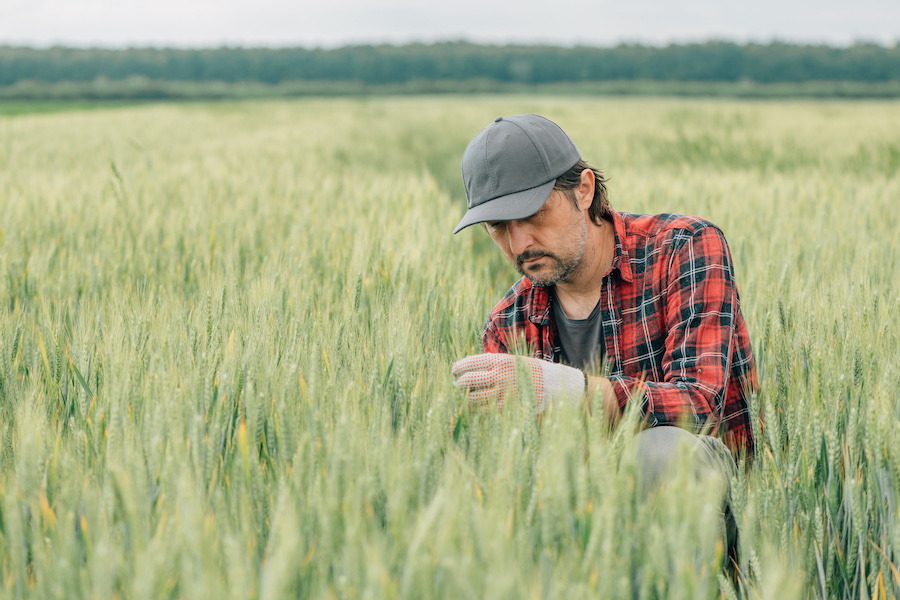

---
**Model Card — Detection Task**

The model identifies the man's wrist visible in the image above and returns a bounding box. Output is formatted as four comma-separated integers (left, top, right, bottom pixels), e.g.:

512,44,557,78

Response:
585,374,620,423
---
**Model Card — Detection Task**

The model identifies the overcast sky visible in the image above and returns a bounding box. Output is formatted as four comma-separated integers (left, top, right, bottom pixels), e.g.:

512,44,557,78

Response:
2,0,898,48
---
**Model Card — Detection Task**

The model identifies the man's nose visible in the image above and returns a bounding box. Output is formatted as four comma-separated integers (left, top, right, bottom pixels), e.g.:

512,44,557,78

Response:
506,220,532,255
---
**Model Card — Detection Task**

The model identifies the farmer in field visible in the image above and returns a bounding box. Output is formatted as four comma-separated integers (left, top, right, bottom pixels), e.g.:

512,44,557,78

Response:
451,114,758,566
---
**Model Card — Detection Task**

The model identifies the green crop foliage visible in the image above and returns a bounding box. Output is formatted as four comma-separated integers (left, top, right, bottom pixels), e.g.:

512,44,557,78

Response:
0,97,898,598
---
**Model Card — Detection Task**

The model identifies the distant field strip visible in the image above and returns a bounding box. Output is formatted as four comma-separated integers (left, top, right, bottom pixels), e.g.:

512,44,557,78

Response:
3,79,900,101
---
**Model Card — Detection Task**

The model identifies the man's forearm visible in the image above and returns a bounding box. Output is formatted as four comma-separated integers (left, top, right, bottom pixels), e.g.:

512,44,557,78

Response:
585,374,621,425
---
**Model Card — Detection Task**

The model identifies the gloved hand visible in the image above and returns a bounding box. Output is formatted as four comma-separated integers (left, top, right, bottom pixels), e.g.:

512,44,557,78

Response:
451,353,586,414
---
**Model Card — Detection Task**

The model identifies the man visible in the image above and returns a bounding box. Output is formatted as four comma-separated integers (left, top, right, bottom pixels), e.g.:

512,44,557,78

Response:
450,114,758,569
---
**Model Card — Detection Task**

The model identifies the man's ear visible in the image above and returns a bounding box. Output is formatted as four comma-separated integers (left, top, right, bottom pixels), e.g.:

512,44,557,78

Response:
575,168,595,210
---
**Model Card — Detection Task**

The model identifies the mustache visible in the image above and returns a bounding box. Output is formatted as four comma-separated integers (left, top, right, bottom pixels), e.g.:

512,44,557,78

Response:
515,250,553,268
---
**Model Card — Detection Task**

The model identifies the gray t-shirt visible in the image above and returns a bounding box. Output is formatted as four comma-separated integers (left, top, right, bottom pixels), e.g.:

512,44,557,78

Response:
552,293,605,373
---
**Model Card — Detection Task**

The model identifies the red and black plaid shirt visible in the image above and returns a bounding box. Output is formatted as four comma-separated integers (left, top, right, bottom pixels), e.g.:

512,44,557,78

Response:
482,209,758,456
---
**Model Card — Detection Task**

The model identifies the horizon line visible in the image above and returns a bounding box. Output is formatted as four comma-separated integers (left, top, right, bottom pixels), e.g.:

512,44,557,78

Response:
2,35,899,52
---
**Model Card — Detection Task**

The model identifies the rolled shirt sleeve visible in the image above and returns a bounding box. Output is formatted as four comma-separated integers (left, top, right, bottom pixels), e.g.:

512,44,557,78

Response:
608,225,739,432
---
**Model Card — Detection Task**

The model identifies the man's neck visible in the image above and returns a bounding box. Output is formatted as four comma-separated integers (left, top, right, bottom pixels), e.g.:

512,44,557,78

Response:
554,218,615,320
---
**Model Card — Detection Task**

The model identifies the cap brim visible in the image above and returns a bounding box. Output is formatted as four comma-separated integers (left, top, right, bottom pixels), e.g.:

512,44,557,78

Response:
452,179,556,234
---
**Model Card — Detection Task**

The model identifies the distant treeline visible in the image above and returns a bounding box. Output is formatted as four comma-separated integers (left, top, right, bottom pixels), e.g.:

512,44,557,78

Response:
2,41,900,87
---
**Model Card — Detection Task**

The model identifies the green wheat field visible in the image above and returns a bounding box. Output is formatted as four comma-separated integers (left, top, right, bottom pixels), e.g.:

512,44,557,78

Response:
1,97,899,599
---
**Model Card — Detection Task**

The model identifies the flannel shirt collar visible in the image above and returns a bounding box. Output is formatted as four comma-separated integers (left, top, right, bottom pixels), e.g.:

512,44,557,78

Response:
610,209,634,284
527,281,551,325
526,209,632,325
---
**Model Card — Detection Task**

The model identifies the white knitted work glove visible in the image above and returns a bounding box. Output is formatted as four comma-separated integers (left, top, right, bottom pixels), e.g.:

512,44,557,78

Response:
451,353,586,414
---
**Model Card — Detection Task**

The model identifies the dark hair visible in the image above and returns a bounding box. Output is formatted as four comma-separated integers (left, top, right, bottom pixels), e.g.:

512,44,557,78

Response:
553,159,611,224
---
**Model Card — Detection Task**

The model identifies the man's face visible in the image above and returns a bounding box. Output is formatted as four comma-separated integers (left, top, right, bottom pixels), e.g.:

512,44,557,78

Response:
485,191,588,287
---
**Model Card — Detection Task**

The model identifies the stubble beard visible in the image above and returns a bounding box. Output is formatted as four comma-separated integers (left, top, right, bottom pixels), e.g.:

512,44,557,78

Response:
514,217,588,287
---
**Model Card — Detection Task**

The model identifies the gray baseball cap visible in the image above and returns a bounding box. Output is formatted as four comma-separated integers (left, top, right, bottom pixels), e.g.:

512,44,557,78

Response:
453,114,581,234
